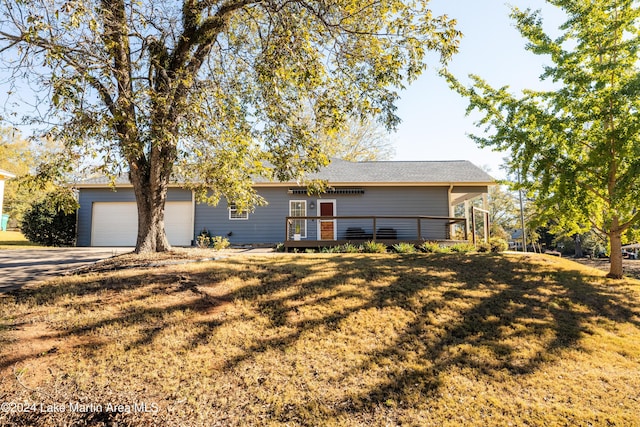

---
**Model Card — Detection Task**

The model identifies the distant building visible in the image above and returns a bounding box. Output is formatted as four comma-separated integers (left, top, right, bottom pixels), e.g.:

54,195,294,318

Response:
0,168,16,230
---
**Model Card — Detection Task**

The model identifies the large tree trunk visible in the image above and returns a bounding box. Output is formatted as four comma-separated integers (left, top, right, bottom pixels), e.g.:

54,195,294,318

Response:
129,163,171,254
573,234,583,258
607,225,623,279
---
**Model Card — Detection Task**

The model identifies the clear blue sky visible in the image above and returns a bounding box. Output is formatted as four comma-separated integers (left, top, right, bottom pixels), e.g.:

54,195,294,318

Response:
392,0,567,180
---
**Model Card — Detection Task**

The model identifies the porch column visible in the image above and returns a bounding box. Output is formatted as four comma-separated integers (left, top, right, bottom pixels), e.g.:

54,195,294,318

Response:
483,193,490,240
464,200,471,241
448,185,455,239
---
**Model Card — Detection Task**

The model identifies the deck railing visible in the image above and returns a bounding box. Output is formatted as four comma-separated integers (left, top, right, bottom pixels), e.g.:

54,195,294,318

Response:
284,215,468,246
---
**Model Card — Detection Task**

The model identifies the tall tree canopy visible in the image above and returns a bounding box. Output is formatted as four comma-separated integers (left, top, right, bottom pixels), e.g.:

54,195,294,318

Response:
0,0,460,253
445,0,640,278
0,128,77,227
0,128,34,224
319,117,396,161
487,185,519,242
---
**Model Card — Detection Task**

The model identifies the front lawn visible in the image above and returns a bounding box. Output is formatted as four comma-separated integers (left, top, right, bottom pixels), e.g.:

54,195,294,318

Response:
1,253,639,426
0,231,44,249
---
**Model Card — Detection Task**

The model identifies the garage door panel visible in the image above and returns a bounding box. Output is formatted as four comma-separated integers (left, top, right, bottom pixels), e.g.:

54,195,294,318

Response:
163,202,193,246
91,203,137,246
91,202,192,246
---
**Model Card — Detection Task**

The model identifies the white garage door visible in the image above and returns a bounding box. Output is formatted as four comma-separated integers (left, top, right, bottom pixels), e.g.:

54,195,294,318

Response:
91,202,193,246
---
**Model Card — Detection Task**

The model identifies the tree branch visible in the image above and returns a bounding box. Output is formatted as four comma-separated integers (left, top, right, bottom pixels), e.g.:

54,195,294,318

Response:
619,209,640,233
100,0,142,167
170,0,262,75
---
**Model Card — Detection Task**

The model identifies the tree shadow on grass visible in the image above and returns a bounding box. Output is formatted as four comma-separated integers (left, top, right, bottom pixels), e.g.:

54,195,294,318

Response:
325,255,640,417
1,253,639,424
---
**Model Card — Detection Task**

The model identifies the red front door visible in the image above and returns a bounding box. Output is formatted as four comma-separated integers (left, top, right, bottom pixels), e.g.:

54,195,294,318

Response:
319,201,336,240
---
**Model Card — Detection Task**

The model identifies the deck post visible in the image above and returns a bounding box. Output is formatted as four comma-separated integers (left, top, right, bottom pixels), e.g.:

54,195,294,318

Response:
484,211,489,243
464,218,468,241
372,217,377,240
471,212,476,246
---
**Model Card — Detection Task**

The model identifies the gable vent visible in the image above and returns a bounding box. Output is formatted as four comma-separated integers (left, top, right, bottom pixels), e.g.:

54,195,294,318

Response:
288,188,365,195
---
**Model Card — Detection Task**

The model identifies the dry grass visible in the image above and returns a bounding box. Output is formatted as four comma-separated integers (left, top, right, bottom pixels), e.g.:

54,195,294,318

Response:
0,231,43,249
1,253,639,426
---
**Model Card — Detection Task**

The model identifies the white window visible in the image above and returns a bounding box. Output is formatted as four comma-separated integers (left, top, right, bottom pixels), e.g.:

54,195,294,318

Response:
289,200,307,238
229,203,249,220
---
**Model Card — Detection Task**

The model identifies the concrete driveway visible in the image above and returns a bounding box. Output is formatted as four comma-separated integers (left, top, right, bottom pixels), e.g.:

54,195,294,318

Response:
0,247,132,293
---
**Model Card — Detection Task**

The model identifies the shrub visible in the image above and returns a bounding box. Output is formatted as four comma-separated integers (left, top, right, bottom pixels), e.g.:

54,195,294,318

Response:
196,229,212,248
392,242,416,254
437,245,452,254
275,243,286,252
212,236,231,250
450,243,476,254
196,235,211,248
420,241,441,253
339,243,361,253
21,190,78,246
420,241,454,253
195,229,229,250
362,240,387,253
476,241,491,253
489,237,509,253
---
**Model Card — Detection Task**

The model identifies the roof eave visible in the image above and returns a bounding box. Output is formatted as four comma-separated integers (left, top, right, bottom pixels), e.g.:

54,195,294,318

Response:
73,180,495,188
0,169,16,179
71,183,186,189
255,181,496,187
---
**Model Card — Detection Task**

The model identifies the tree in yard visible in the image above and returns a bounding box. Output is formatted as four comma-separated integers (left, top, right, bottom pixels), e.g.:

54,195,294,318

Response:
0,0,460,253
21,189,78,246
487,184,519,242
0,127,73,227
444,0,640,278
319,117,396,161
453,184,519,243
0,127,34,225
554,228,608,258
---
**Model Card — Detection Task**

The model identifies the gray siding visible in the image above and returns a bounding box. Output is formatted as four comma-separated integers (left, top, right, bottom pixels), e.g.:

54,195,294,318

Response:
329,187,449,241
76,188,192,246
195,186,450,244
194,187,290,244
78,185,453,246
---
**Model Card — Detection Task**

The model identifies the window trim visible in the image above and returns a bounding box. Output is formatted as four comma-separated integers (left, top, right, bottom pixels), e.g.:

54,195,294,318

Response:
289,200,307,238
228,203,249,220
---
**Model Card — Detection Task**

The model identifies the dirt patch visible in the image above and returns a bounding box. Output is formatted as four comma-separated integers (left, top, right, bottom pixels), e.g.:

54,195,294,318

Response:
572,257,640,279
66,247,265,275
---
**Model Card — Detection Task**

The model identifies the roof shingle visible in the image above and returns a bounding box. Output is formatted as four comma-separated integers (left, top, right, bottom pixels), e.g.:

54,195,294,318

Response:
74,159,494,187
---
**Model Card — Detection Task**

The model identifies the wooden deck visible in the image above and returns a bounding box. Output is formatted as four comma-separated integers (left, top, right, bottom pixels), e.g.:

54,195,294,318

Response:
284,215,470,251
284,239,471,251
